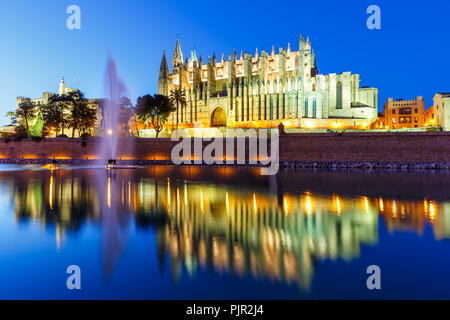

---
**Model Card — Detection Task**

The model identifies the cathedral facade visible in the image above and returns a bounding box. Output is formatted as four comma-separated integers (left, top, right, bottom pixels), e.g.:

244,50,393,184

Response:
158,36,378,129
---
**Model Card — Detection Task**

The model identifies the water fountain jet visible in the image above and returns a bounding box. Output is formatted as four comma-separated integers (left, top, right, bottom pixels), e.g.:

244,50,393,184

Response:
98,55,127,168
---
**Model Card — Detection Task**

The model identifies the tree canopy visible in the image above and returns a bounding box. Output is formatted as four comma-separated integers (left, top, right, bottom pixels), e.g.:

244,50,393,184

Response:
136,94,175,137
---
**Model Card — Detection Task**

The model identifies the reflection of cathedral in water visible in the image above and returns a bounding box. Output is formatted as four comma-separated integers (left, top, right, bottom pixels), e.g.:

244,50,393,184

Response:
150,181,379,289
5,167,450,289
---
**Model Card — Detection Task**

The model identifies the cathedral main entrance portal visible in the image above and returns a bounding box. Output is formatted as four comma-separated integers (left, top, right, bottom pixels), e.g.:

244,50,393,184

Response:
210,107,227,127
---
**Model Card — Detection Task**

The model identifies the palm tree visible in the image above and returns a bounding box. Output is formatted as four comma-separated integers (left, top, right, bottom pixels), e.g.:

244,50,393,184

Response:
41,103,64,137
5,111,15,125
48,93,70,135
169,88,186,128
16,99,36,138
66,90,90,137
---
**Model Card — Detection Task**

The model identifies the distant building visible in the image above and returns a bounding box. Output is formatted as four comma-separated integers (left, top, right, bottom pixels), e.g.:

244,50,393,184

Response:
16,78,100,137
425,106,436,127
158,36,378,130
381,97,425,129
426,93,450,130
16,77,77,108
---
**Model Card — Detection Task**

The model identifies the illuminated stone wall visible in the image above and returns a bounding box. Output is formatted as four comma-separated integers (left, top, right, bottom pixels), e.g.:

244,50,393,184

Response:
0,131,449,163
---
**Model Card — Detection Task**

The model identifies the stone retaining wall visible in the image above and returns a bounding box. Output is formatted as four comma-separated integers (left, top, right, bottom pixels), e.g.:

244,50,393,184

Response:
0,132,449,168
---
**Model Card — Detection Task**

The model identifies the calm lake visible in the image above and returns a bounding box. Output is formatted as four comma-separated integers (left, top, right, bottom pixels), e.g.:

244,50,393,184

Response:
0,164,449,299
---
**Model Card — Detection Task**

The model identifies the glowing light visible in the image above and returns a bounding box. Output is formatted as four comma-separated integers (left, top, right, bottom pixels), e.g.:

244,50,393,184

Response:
49,174,54,210
363,196,369,213
107,176,111,208
305,195,312,215
335,196,342,215
334,121,342,129
253,193,257,214
283,195,289,215
305,121,313,129
200,189,204,212
379,198,384,212
107,129,113,135
167,178,171,205
429,201,436,223
177,187,180,206
226,192,229,214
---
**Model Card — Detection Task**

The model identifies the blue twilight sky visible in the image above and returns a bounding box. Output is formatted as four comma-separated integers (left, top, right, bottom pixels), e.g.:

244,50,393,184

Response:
0,0,449,125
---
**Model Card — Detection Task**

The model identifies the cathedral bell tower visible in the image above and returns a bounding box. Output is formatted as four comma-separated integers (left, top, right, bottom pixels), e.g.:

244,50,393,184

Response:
158,50,169,96
171,37,188,90
172,37,184,73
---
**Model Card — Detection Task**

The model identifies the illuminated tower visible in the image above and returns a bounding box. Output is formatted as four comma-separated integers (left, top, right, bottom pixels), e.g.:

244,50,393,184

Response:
158,50,169,96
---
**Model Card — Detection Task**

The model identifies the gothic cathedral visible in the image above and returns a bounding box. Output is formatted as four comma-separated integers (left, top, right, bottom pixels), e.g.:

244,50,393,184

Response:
158,36,378,129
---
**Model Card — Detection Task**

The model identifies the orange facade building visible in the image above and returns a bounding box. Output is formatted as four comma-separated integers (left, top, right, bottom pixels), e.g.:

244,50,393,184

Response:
373,97,425,129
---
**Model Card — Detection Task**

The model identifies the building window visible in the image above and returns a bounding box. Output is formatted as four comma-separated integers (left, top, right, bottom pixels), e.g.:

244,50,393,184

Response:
304,98,308,117
270,97,274,120
222,84,227,97
399,108,411,115
313,99,317,118
392,109,396,115
336,82,342,109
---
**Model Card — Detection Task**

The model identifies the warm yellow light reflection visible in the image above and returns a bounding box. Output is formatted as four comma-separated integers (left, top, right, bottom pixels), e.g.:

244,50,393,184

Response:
364,196,369,213
200,189,204,213
379,198,384,212
392,200,397,218
107,176,111,208
226,192,229,214
425,199,437,223
283,195,289,215
107,129,113,135
167,178,171,205
335,196,342,215
253,193,257,214
49,174,54,210
305,196,312,215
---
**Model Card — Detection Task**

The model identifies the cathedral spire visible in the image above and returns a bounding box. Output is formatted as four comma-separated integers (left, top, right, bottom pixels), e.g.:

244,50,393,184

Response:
212,52,216,66
221,53,225,64
158,50,169,96
189,50,198,67
240,50,243,61
271,45,275,56
159,50,169,79
287,42,291,54
172,37,183,69
255,47,259,59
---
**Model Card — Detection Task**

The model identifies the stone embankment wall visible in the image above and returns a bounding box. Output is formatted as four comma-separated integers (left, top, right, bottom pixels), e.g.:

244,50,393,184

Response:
0,132,449,168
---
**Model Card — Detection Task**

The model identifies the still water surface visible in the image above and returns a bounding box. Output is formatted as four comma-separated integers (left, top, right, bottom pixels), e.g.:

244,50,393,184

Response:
0,164,449,299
